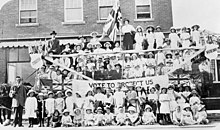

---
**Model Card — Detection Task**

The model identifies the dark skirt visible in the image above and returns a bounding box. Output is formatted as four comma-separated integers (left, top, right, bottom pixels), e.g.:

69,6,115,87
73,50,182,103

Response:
123,33,134,50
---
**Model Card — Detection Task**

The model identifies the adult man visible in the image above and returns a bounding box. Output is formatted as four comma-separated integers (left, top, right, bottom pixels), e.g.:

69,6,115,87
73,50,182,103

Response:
10,76,27,127
48,31,61,54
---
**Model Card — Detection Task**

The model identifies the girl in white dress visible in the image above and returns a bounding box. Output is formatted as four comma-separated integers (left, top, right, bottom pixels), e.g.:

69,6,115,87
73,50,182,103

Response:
169,27,181,49
65,90,75,119
142,105,156,125
113,42,122,52
159,87,172,124
180,103,196,125
84,90,95,111
155,26,165,48
45,91,55,127
145,25,155,50
191,25,201,47
55,91,65,113
104,42,113,53
167,85,178,121
180,27,191,48
25,90,37,127
134,26,144,51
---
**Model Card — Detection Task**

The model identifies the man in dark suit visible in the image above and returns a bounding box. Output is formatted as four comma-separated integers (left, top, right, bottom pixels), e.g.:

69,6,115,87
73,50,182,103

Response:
112,64,122,80
96,66,107,80
48,31,61,54
10,76,27,127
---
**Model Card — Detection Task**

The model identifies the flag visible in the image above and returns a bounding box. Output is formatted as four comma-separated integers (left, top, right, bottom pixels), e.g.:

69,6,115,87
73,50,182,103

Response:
103,0,122,42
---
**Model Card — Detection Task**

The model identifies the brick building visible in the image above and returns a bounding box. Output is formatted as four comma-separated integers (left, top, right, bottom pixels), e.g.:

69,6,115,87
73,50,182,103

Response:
0,0,173,85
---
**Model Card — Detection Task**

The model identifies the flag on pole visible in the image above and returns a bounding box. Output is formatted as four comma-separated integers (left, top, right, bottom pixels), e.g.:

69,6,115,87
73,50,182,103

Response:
103,0,122,42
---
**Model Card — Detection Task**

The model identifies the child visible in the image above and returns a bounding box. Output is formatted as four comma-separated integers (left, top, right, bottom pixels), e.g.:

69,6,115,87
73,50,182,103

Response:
37,93,46,127
25,90,37,128
116,107,126,126
65,90,75,119
159,87,172,125
113,86,126,114
104,106,115,126
142,105,156,125
195,105,209,124
73,108,83,127
61,109,73,127
173,106,182,125
147,86,158,116
45,91,55,127
167,84,178,121
189,90,201,119
125,106,141,126
191,25,201,47
50,110,61,128
180,103,196,125
169,27,181,49
55,91,65,113
94,107,105,126
84,107,95,126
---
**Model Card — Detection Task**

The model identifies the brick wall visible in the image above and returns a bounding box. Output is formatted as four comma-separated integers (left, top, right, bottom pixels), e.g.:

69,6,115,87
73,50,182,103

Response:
0,49,7,83
0,0,173,39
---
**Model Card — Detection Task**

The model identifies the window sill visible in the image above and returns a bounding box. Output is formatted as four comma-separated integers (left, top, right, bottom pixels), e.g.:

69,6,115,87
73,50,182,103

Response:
15,23,39,27
134,18,154,22
62,21,86,25
96,20,107,24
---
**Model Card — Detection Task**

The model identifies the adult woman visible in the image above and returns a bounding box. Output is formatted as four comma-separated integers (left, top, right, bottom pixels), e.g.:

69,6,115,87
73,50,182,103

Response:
134,26,144,51
122,19,136,50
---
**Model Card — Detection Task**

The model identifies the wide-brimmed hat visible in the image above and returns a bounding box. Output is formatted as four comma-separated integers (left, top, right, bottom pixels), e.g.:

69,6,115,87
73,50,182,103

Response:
191,90,198,95
27,90,35,96
131,53,137,58
38,93,44,97
192,24,200,29
115,63,122,68
90,31,98,37
147,52,154,56
63,109,70,114
183,103,191,109
168,84,175,89
85,107,93,111
166,51,173,58
65,89,72,96
47,91,53,95
145,105,152,110
170,27,176,31
50,31,57,35
97,107,102,112
56,91,62,95
136,25,144,32
149,86,156,91
128,106,136,112
125,54,131,57
156,26,162,30
146,25,155,31
104,42,112,47
96,42,102,47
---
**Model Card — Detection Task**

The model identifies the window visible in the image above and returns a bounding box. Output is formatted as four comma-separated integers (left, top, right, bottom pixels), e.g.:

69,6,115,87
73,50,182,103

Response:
8,48,30,62
98,0,115,20
19,0,37,24
64,0,83,22
135,0,152,19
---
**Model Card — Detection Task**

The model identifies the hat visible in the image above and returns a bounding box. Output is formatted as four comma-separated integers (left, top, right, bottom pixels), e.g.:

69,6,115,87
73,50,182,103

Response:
38,93,44,97
74,108,82,113
168,84,174,89
191,90,198,95
125,54,131,57
149,86,156,91
182,27,187,30
139,52,145,55
86,107,93,111
90,31,98,37
131,53,137,57
145,105,152,110
50,31,57,35
146,25,155,30
65,89,72,96
121,86,128,91
96,42,102,47
63,109,70,114
115,63,122,68
27,90,35,96
166,52,172,58
56,91,62,95
183,103,191,109
170,27,176,31
49,65,55,69
128,106,136,112
48,91,53,95
192,24,200,29
147,52,154,56
97,107,102,111
161,87,168,90
156,26,162,30
136,25,144,32
104,42,111,47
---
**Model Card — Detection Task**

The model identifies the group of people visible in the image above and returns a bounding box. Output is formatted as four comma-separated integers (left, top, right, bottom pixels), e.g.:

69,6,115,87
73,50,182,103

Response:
4,80,209,128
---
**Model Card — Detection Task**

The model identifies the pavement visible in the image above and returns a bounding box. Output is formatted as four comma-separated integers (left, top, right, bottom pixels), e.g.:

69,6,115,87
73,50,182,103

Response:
0,122,219,130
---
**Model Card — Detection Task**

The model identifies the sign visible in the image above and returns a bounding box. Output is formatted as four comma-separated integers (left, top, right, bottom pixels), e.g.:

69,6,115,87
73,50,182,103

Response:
72,75,169,97
30,54,43,69
205,44,219,59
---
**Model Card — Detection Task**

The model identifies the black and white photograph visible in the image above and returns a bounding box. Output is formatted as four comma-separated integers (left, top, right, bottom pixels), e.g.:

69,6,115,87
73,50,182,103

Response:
0,0,219,130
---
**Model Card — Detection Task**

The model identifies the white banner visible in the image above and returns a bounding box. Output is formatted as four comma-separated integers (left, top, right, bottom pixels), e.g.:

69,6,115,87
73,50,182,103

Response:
72,75,169,97
30,54,43,69
205,44,219,59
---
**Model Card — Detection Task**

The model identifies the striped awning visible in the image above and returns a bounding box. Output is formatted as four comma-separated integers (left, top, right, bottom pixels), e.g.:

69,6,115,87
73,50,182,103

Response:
0,39,81,48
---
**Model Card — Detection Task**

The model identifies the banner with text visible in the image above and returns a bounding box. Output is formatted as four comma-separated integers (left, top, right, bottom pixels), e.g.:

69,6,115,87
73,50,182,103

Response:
72,75,169,97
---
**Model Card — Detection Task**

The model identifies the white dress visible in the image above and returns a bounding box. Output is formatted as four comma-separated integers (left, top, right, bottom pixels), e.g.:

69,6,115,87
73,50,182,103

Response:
25,97,37,118
159,94,170,114
45,98,55,116
65,96,75,116
180,33,191,48
155,32,165,47
169,33,180,49
191,30,201,46
146,33,155,49
142,112,156,124
134,33,144,51
55,98,65,113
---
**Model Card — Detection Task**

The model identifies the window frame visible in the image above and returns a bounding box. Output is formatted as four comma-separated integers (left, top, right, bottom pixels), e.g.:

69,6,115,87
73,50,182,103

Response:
64,0,84,23
98,0,115,21
135,0,152,20
18,0,38,25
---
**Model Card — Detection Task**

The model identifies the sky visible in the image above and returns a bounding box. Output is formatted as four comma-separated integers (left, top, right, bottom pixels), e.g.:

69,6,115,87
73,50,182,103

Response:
0,0,220,33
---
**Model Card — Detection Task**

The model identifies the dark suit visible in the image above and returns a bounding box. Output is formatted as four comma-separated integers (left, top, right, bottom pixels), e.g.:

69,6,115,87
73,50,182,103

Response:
12,84,27,126
106,69,116,80
48,39,61,54
96,70,107,80
112,69,122,80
